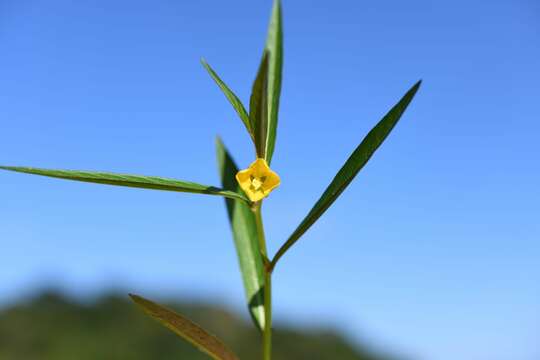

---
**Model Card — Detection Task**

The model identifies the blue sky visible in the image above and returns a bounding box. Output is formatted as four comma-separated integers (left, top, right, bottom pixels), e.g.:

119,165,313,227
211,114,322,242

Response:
1,0,539,359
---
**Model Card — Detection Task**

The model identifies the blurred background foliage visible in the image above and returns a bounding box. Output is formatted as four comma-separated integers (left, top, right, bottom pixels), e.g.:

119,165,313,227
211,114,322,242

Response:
0,291,397,360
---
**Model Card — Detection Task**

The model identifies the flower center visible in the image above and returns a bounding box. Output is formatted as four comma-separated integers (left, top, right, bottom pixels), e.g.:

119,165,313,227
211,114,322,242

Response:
250,175,267,192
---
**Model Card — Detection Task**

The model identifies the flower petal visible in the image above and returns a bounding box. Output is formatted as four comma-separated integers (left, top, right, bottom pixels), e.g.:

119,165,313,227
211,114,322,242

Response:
235,158,279,202
247,190,266,202
236,168,252,185
236,169,254,197
263,171,280,192
250,158,270,177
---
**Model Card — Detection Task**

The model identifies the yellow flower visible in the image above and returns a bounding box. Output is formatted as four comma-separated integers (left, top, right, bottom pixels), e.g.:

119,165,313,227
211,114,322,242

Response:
236,158,280,202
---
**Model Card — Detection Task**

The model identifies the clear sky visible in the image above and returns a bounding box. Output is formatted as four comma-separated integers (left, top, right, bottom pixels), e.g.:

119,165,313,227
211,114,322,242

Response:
1,1,539,359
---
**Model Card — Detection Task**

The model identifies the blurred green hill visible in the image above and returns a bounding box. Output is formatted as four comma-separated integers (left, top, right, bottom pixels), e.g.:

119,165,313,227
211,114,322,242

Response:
0,291,397,360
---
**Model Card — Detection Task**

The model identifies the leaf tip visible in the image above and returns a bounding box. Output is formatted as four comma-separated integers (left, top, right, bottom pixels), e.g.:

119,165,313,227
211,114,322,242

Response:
129,294,149,309
407,79,423,98
273,0,282,12
215,135,224,148
0,166,24,173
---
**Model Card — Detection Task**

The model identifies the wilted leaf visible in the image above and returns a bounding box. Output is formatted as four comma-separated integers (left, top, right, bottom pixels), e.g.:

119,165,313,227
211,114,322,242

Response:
130,294,239,360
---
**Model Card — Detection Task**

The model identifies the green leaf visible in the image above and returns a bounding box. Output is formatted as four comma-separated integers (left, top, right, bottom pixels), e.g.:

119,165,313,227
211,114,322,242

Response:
215,137,266,330
249,52,270,159
0,166,248,202
271,81,422,269
264,0,283,164
201,59,254,141
129,294,239,360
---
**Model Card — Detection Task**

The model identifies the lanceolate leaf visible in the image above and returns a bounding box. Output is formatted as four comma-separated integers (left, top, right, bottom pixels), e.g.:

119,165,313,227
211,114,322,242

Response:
215,137,266,330
129,294,239,360
249,52,270,159
0,166,248,202
264,0,283,164
201,59,254,141
271,81,422,268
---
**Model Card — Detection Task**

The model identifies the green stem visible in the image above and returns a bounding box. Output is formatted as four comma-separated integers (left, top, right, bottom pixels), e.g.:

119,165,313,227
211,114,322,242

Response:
263,270,272,360
253,202,272,360
253,202,268,258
